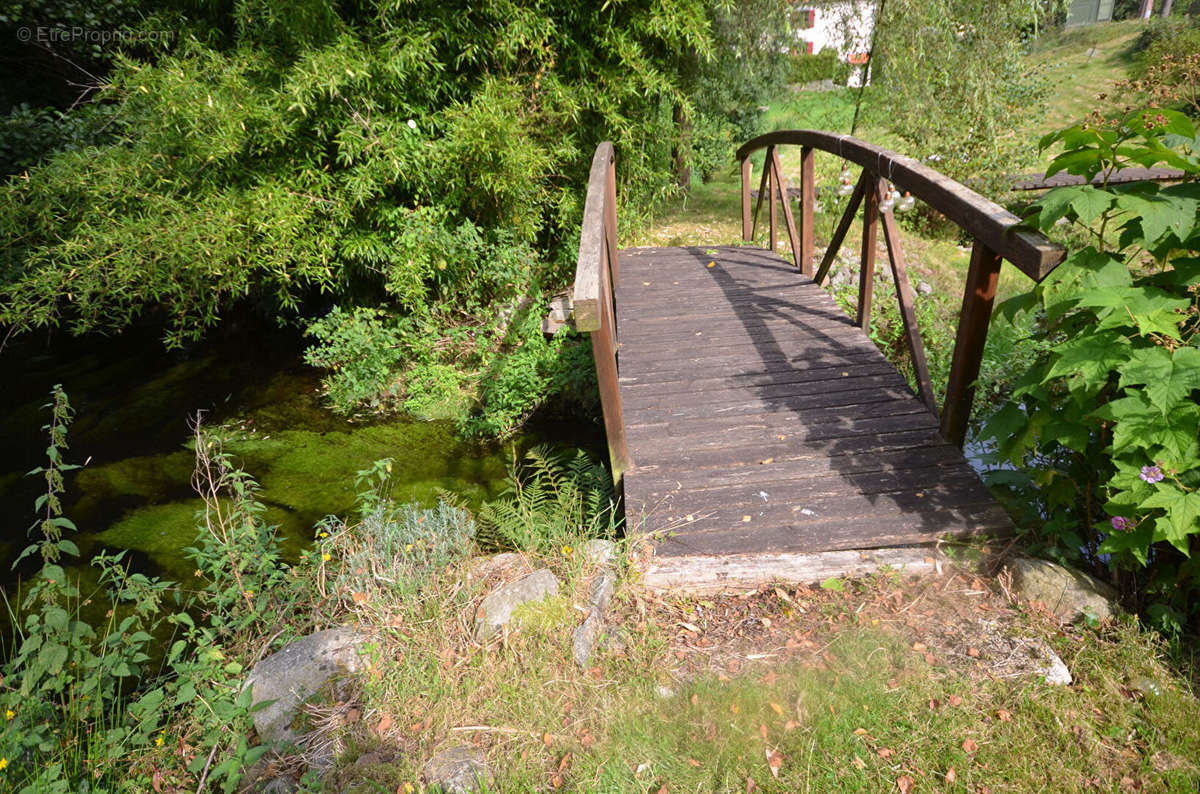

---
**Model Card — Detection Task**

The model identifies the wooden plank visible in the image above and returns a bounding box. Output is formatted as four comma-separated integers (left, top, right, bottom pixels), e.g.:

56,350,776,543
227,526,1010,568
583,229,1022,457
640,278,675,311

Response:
619,359,898,395
741,158,753,241
641,546,943,594
572,143,614,332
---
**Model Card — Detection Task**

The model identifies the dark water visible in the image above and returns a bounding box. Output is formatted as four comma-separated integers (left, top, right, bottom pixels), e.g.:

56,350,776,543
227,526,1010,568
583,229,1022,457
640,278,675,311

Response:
0,318,601,613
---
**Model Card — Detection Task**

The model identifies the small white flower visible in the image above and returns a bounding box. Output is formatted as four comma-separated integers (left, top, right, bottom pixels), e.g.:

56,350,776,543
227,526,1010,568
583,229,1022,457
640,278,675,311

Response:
407,119,417,130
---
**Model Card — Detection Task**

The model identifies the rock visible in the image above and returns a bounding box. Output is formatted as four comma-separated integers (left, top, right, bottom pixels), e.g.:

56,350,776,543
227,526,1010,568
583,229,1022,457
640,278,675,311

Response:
916,281,934,296
474,568,560,642
1128,676,1162,698
582,539,618,567
571,571,617,667
422,746,494,794
1036,645,1072,686
1004,556,1118,623
243,627,368,745
259,777,297,794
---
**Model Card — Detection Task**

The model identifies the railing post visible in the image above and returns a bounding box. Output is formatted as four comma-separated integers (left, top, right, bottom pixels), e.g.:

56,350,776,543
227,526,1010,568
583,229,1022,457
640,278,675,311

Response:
799,146,814,277
856,173,879,332
741,157,753,242
941,241,1003,447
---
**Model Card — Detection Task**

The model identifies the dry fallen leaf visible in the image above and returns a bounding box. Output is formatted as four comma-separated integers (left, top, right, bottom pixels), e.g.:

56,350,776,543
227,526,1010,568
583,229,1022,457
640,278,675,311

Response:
375,712,394,736
852,755,866,770
760,457,773,465
912,642,927,652
853,727,870,736
769,702,784,716
962,738,979,754
784,720,799,732
759,724,769,741
543,732,554,747
706,261,716,268
765,749,783,779
742,515,752,522
687,758,701,767
730,702,740,714
878,747,894,759
948,695,963,707
945,766,957,784
968,647,980,658
897,774,915,793
996,709,1012,722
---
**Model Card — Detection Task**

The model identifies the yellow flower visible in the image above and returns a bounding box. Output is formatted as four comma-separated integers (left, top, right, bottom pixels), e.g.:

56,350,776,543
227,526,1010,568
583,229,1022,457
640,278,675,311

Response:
4,709,12,720
155,735,164,747
562,545,573,556
318,531,328,539
243,590,254,598
405,544,414,552
0,757,7,771
322,553,331,562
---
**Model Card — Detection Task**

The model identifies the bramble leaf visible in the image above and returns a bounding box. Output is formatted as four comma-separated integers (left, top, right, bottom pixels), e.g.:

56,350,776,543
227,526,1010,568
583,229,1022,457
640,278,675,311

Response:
1119,347,1200,415
1143,487,1200,553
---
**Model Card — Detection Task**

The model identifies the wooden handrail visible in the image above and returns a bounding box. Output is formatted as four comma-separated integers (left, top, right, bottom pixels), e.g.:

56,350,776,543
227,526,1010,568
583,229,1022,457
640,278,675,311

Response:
572,142,631,483
737,130,1065,281
737,130,1067,448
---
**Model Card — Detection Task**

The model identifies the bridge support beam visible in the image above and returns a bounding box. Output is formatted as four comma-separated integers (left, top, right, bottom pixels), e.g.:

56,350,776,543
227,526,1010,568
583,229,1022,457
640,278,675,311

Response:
941,242,1003,447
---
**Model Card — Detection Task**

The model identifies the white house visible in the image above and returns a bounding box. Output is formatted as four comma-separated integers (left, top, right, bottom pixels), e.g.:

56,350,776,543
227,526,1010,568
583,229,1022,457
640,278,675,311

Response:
793,1,876,86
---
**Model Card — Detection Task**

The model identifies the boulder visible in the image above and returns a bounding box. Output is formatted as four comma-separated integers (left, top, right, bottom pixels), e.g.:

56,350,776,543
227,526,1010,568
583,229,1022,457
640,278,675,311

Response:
474,568,560,642
422,746,494,794
243,627,368,744
1004,556,1118,623
582,539,618,568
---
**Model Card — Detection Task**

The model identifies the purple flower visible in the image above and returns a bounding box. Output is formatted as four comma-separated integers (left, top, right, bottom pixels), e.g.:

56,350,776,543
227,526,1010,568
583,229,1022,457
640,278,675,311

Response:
1140,465,1164,484
1110,516,1132,532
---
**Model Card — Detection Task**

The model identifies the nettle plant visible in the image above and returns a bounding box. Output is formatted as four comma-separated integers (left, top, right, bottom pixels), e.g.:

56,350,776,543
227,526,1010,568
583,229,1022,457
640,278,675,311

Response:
980,107,1200,633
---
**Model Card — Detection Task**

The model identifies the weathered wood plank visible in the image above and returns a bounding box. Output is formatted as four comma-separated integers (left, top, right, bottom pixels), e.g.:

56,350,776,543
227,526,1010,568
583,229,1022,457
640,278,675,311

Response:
613,244,1011,563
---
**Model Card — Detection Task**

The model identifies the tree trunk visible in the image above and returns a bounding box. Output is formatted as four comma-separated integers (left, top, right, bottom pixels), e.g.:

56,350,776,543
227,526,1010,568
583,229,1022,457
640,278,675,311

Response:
672,102,692,191
1139,0,1155,18
1162,0,1174,16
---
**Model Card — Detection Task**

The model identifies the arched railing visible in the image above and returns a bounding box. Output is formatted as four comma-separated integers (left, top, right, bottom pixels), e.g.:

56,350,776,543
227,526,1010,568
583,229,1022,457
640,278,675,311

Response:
736,130,1067,447
572,142,631,483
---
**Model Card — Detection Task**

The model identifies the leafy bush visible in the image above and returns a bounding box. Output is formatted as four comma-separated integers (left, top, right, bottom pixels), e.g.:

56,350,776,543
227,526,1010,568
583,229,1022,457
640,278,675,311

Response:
977,108,1200,634
304,306,405,414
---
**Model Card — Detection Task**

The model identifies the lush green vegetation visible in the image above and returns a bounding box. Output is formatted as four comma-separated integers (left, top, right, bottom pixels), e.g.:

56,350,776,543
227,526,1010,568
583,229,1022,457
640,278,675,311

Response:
0,0,793,436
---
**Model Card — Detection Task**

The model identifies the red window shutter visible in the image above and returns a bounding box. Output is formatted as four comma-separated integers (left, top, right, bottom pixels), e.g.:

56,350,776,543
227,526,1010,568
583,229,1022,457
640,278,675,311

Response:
806,41,814,54
808,9,815,28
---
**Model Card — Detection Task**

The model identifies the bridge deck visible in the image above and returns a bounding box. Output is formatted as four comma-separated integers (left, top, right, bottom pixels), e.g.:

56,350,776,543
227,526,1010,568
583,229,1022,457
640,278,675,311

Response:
616,245,1011,559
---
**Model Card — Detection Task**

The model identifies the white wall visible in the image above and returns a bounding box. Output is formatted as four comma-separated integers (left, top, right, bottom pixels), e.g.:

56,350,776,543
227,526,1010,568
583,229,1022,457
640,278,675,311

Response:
793,1,876,86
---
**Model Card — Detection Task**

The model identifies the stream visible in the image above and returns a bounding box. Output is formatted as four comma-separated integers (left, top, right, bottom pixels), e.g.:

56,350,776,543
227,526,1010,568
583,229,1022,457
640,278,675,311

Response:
0,318,599,628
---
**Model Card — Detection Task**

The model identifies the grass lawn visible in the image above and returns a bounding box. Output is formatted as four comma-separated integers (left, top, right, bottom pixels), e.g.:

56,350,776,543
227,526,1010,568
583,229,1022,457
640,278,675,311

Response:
315,538,1200,793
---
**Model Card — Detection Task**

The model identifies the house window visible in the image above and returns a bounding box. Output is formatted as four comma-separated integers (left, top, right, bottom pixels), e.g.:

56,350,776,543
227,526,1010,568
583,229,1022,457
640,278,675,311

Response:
797,8,816,29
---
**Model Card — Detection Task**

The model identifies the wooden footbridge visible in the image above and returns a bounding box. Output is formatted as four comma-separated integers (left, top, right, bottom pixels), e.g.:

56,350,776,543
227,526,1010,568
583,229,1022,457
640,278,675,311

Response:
570,132,1066,592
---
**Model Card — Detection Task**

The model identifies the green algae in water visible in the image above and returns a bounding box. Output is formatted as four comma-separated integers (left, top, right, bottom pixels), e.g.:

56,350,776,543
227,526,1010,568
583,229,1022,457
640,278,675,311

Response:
93,418,512,577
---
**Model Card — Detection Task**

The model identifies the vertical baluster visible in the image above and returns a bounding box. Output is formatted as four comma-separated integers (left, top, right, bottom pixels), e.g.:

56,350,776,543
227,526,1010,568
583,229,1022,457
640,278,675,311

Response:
856,173,879,331
741,157,753,242
768,159,777,252
799,146,815,277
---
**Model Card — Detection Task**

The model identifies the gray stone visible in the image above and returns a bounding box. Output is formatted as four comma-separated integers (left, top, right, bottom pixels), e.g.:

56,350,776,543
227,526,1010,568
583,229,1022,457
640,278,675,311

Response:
916,281,934,296
582,539,618,567
422,746,494,794
1004,556,1118,623
1036,644,1072,686
243,627,368,744
571,571,617,668
474,568,560,642
259,777,297,794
